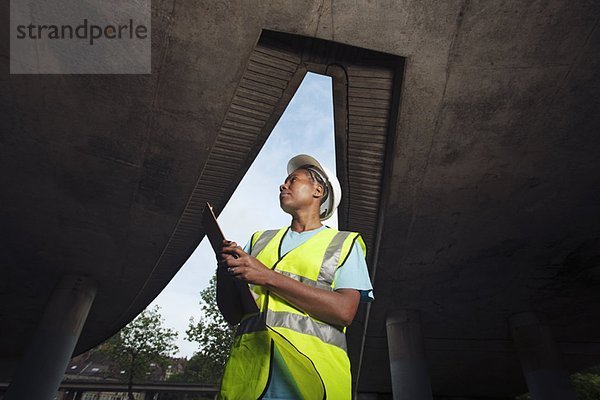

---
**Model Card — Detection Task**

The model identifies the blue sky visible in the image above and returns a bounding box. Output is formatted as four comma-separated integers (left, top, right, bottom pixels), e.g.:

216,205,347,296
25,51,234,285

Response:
149,72,337,357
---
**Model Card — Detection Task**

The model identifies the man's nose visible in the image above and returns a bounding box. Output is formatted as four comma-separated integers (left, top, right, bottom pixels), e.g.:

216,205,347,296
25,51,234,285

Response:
279,183,286,192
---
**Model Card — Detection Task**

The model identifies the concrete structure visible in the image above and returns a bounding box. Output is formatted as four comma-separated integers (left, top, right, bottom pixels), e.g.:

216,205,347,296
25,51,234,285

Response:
509,312,578,400
386,310,433,400
1,1,599,399
3,275,96,400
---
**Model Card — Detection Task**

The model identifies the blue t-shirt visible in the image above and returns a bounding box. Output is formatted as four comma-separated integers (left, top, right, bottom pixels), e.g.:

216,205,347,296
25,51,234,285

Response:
243,225,374,399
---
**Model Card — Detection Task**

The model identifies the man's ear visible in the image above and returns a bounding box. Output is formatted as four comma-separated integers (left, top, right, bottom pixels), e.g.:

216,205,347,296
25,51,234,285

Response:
313,183,324,199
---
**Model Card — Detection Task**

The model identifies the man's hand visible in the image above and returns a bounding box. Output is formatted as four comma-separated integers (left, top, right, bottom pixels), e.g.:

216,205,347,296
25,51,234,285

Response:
220,240,275,286
219,240,360,327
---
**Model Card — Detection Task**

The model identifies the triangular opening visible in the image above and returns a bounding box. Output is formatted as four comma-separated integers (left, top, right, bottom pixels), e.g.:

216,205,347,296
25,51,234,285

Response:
150,72,336,357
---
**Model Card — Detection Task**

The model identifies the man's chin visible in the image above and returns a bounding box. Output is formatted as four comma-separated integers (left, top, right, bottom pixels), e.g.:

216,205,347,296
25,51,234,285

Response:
279,202,294,215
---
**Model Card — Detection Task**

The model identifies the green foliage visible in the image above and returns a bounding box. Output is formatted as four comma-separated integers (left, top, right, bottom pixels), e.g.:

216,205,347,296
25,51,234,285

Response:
101,305,178,398
166,353,219,384
515,367,600,400
182,274,236,384
572,371,600,400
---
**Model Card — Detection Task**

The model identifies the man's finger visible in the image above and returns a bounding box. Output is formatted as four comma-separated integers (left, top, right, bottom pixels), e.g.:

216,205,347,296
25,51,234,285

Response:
225,258,243,267
221,246,246,261
218,259,229,267
228,246,246,257
220,252,236,260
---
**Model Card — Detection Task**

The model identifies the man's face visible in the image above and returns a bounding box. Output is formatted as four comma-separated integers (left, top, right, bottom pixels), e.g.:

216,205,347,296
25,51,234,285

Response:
279,169,321,214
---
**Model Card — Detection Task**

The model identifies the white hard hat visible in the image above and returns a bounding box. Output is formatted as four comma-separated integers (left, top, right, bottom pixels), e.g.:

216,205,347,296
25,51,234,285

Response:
287,154,341,221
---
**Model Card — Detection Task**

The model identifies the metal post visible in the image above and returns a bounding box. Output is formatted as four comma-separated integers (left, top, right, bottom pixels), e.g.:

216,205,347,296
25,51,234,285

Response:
509,312,578,400
386,309,433,400
4,275,97,400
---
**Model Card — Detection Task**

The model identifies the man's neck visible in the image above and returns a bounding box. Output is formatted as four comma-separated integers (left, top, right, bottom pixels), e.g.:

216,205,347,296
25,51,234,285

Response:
290,210,322,233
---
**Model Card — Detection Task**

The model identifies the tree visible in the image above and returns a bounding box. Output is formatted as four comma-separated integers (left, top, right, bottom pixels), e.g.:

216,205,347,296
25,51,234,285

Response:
184,274,237,384
572,366,600,400
102,305,179,400
515,366,600,400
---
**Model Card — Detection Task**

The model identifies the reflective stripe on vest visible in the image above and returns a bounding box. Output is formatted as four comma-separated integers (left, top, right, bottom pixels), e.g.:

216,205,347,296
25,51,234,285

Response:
318,230,352,286
236,310,347,351
250,229,279,257
278,270,332,291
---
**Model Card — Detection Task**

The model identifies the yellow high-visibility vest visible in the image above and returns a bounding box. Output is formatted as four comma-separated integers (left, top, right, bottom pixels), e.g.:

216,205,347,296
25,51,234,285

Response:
219,226,366,400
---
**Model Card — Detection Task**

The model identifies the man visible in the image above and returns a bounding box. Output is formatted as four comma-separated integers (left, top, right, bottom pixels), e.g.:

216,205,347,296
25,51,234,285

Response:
217,154,374,399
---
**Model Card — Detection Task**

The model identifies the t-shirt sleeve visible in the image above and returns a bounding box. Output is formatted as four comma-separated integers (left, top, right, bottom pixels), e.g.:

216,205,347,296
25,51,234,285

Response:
243,238,252,253
332,240,374,302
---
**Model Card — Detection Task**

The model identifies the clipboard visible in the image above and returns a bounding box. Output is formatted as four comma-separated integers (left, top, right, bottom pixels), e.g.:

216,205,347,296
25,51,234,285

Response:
202,202,259,315
202,202,227,259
